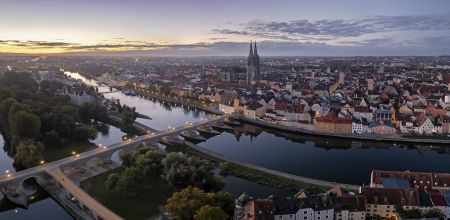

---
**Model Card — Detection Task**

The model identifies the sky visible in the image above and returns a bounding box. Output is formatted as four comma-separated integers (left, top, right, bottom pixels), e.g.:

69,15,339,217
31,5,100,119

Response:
1,0,450,56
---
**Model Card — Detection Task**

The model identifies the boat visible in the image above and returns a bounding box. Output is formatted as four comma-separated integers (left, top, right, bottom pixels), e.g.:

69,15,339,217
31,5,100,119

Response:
223,118,241,126
160,136,183,145
180,130,206,142
210,121,233,130
196,125,220,135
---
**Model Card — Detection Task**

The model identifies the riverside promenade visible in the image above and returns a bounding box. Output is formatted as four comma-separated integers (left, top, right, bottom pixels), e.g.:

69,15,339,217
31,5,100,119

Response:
232,115,450,145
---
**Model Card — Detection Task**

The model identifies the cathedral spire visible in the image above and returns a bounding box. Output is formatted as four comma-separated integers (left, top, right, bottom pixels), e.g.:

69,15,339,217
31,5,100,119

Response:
254,41,258,55
249,41,254,57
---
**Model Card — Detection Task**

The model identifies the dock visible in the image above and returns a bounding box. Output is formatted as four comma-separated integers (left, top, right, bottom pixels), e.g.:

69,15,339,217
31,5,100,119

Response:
210,121,233,130
196,125,220,135
180,130,206,142
223,117,241,126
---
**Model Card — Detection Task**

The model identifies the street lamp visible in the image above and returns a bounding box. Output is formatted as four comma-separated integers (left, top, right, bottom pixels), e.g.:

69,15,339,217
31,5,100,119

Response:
72,151,76,156
40,160,45,165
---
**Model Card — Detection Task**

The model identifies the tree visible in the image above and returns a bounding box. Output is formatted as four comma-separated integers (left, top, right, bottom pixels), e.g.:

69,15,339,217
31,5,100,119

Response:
395,205,422,219
79,102,108,122
163,153,219,190
43,130,62,147
166,187,232,220
194,205,228,220
8,102,31,126
119,149,135,167
209,191,234,216
135,149,166,177
116,167,145,195
0,97,17,120
164,153,194,188
0,87,14,101
121,111,136,125
73,125,97,141
423,208,445,220
14,140,44,169
11,111,41,140
105,173,120,190
218,162,232,175
166,187,211,220
204,175,225,192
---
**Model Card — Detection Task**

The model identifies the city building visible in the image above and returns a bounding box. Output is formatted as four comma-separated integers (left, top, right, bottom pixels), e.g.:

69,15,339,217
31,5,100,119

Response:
247,42,261,85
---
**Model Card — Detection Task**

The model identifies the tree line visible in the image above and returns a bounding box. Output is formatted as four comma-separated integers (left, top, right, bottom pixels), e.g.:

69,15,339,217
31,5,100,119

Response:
104,143,233,219
0,71,109,169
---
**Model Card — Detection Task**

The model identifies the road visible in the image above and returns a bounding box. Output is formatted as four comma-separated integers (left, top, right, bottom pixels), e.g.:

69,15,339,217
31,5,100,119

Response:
0,115,226,184
46,168,123,220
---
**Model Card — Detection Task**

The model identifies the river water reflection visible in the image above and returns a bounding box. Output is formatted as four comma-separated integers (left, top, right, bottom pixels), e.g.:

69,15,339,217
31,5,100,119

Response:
198,123,450,185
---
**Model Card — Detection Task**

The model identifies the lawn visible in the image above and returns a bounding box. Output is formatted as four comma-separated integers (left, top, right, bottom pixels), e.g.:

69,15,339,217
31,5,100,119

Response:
82,167,175,220
44,141,97,162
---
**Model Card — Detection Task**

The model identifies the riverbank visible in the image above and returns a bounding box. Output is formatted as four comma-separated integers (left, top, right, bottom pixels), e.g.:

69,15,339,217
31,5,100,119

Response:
163,140,359,193
232,115,450,145
107,113,153,136
132,89,222,115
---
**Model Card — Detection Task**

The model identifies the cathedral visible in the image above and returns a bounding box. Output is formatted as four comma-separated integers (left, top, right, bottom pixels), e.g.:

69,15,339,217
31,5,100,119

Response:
246,41,261,84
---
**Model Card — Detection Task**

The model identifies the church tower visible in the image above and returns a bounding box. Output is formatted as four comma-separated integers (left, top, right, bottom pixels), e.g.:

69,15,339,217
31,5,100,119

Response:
246,41,261,84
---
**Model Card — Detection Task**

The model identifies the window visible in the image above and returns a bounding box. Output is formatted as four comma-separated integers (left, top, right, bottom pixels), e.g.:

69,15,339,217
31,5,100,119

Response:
304,211,308,214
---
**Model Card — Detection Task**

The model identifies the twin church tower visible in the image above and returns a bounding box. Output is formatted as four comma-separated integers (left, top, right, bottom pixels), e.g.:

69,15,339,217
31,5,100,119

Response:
246,41,261,84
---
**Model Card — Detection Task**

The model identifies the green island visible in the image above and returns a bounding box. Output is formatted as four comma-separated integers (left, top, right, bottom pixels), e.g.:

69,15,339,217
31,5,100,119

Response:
0,71,130,169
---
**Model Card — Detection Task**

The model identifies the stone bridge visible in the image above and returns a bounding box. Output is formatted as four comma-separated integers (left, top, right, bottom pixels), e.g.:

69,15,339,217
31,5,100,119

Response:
0,115,227,219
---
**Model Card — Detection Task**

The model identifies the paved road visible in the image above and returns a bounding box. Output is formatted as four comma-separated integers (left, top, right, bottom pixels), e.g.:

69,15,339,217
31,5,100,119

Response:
46,168,123,220
0,115,226,184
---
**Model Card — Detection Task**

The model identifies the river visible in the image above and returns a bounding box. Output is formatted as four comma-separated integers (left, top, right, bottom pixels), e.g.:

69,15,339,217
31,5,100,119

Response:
0,135,73,219
63,70,450,185
198,123,450,185
0,135,14,174
28,70,449,219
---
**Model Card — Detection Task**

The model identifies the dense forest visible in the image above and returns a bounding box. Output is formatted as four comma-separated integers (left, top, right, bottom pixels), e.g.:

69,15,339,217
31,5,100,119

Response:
0,71,109,169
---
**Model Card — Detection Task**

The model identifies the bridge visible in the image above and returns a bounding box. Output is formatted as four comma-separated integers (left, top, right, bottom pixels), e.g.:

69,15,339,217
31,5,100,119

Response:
0,115,227,220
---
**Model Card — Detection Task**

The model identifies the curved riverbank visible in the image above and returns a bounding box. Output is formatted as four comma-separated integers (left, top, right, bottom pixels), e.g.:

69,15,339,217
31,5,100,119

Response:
233,115,450,145
166,140,359,192
133,90,222,115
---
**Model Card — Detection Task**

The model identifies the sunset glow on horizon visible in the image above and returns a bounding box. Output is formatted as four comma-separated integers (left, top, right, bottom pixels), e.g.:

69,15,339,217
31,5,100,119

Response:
1,0,450,56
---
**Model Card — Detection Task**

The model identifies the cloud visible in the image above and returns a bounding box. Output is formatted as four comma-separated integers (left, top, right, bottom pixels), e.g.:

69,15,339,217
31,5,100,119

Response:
212,14,450,40
0,39,216,52
0,40,76,49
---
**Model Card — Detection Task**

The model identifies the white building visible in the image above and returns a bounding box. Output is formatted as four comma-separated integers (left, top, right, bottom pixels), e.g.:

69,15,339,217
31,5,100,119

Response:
273,195,334,220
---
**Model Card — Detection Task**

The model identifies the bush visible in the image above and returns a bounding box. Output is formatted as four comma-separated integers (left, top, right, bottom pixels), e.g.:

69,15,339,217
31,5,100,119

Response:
73,125,97,141
43,130,62,147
